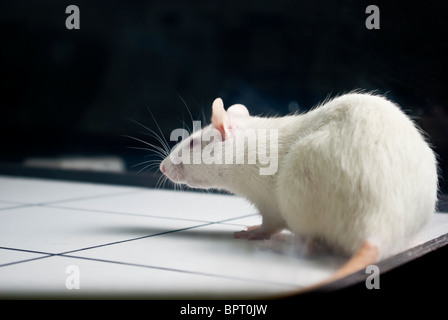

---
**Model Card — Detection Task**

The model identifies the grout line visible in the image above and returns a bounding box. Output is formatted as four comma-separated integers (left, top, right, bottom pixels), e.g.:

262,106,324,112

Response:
0,200,32,205
0,247,56,267
44,203,259,225
58,213,259,255
0,246,55,256
0,242,299,288
0,214,260,270
56,222,217,255
0,204,34,211
0,213,259,259
59,254,300,289
0,255,55,268
44,204,216,224
0,213,258,267
0,214,262,278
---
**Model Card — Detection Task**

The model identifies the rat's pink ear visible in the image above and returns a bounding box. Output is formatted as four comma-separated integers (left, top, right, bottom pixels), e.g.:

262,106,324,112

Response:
211,98,230,139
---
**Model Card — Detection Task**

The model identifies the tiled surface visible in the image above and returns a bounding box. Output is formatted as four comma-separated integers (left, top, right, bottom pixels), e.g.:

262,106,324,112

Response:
0,175,447,298
0,255,292,298
0,205,200,254
0,175,330,298
0,248,48,266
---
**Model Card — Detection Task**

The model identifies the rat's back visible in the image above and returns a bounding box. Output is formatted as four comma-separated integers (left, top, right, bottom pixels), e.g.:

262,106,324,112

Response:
276,93,438,258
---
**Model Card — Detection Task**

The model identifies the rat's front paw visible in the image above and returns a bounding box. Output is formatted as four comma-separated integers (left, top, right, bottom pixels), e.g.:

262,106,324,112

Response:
234,225,273,240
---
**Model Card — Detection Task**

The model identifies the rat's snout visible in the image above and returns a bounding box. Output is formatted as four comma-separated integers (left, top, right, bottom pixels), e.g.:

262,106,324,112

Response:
160,158,185,183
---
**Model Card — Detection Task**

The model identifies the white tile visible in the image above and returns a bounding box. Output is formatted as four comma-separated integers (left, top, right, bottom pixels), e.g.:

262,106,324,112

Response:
0,248,47,266
72,223,345,288
0,175,144,204
0,206,201,254
0,255,293,298
53,189,257,223
409,213,448,247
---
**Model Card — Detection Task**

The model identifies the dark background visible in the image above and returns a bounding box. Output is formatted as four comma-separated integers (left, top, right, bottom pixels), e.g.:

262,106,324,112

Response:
0,0,447,193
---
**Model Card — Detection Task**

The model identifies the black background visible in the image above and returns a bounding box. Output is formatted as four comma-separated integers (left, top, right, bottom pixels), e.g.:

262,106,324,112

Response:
0,0,447,193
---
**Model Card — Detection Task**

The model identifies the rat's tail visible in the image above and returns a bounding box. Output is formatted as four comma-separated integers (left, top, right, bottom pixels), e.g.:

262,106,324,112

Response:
281,240,380,296
323,240,379,285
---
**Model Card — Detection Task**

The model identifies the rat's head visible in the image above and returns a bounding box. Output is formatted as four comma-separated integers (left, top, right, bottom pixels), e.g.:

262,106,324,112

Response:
160,98,250,189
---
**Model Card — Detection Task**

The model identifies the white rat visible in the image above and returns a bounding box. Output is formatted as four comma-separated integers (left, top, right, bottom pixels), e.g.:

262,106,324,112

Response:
160,92,438,285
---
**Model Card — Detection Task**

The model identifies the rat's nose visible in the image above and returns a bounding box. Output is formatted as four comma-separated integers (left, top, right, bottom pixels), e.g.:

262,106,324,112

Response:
160,162,166,174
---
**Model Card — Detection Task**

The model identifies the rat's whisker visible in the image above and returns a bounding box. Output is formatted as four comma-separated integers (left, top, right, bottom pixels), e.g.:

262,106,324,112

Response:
191,97,207,125
127,145,166,154
144,106,172,154
177,93,195,129
138,162,162,173
162,176,170,190
126,146,168,159
157,174,170,190
131,159,163,171
139,131,171,155
129,118,171,154
124,135,169,157
157,175,167,189
144,153,166,159
130,159,159,169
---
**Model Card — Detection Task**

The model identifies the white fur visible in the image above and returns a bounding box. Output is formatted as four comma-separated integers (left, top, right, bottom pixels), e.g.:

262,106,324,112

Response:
161,93,438,259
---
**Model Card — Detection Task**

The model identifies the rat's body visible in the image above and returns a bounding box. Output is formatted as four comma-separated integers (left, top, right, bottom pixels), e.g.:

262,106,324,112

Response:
160,92,438,284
